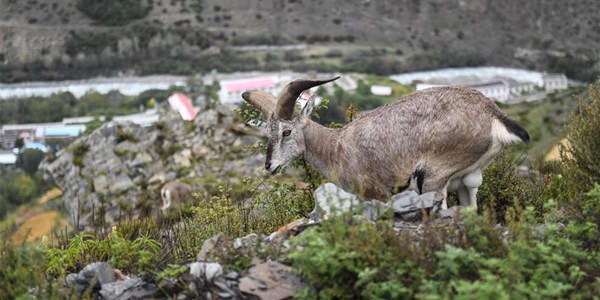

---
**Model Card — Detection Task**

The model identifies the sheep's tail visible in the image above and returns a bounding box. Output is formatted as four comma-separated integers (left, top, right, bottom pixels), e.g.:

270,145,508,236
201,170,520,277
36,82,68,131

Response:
491,115,530,145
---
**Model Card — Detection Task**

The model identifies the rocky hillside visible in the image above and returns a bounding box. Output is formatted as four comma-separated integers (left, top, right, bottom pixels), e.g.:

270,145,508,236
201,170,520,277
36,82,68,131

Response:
1,0,598,82
39,105,265,229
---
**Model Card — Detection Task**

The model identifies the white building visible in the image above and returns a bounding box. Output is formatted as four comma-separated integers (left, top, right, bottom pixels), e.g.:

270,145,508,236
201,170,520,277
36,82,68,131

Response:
218,76,281,105
509,81,536,96
470,81,511,102
543,74,568,91
370,85,393,96
0,123,86,149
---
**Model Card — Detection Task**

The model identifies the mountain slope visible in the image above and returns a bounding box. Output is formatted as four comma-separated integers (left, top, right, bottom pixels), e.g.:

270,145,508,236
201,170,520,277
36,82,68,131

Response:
1,0,598,82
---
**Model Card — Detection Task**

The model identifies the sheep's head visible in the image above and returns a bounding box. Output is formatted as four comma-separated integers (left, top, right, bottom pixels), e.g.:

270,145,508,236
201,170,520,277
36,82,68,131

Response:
242,77,339,174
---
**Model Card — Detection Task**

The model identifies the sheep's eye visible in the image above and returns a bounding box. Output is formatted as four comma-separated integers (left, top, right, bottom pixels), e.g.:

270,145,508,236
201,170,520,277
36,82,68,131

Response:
283,130,292,137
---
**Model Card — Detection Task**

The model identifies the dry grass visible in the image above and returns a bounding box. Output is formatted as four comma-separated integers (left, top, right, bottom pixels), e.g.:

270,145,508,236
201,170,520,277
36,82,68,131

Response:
545,138,571,162
11,211,60,244
37,188,62,205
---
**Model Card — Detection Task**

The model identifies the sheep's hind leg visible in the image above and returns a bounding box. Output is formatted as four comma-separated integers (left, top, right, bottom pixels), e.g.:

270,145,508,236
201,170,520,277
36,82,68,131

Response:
460,169,483,209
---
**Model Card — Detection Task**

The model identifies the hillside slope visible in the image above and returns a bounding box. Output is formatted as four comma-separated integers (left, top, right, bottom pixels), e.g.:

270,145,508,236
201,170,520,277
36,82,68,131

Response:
1,0,598,82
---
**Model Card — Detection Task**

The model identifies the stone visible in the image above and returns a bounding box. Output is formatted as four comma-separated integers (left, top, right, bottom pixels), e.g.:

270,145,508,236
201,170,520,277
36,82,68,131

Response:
67,262,116,294
391,190,444,221
107,173,134,194
437,206,463,219
93,175,110,194
225,271,239,280
214,279,238,298
99,277,157,300
197,234,221,262
310,183,360,219
233,233,259,250
189,262,223,282
195,109,219,130
130,152,153,166
238,261,301,300
361,199,390,221
266,218,319,242
173,149,193,168
310,183,391,221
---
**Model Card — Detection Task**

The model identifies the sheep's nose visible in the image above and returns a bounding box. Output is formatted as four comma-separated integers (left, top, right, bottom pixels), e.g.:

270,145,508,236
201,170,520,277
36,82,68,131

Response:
265,162,271,170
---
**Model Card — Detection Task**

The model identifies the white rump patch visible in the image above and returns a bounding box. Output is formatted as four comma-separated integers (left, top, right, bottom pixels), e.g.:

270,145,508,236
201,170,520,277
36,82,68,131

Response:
491,119,522,145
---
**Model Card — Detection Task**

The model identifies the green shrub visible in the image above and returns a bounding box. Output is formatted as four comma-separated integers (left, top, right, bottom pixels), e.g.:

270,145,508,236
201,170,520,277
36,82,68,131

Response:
46,229,161,276
152,177,312,263
16,148,45,176
0,172,39,209
290,207,600,299
0,242,63,300
77,0,150,26
477,151,545,222
548,81,600,224
71,142,89,167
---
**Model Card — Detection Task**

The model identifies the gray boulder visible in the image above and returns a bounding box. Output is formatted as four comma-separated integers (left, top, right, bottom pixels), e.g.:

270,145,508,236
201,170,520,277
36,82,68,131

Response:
189,262,223,282
310,183,390,221
390,190,444,221
99,277,158,300
66,262,115,294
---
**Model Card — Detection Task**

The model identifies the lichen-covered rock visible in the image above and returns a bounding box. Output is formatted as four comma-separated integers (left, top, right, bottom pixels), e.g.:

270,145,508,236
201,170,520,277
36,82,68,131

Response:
310,183,390,221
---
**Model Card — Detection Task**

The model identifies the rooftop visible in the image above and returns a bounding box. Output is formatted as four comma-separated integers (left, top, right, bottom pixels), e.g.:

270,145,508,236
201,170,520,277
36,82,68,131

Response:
223,77,276,92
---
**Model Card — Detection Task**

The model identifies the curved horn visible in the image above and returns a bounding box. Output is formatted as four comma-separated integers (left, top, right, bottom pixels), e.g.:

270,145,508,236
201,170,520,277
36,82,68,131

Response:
274,76,340,120
241,90,277,117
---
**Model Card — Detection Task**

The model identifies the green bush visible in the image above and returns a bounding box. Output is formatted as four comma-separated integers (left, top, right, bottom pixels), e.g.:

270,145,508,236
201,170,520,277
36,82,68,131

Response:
77,0,150,26
0,173,37,208
168,179,314,262
46,230,161,277
16,149,45,176
290,207,600,299
71,142,89,167
548,81,600,224
477,151,545,222
0,242,63,300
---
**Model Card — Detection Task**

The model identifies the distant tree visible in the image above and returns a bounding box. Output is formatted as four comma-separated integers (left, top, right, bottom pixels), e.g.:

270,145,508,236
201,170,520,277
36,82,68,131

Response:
16,149,45,177
203,73,221,109
356,80,371,96
14,138,24,150
0,173,36,207
77,0,150,26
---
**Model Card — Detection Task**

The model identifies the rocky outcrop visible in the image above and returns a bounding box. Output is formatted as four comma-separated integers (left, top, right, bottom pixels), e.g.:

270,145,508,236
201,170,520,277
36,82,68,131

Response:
39,105,264,228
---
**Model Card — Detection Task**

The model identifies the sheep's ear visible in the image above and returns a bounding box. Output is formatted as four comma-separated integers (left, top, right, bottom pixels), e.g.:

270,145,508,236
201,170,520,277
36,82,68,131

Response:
298,95,316,127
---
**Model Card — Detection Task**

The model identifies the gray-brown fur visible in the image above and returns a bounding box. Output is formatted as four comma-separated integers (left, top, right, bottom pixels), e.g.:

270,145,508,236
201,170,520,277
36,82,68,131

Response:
242,79,529,208
160,182,193,210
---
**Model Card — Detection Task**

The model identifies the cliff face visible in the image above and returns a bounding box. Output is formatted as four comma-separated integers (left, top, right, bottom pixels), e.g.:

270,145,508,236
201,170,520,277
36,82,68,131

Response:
1,0,598,82
39,106,265,229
